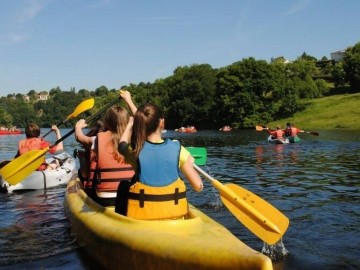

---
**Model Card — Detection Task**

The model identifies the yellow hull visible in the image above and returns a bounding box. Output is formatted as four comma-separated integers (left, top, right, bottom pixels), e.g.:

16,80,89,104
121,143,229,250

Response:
64,176,273,270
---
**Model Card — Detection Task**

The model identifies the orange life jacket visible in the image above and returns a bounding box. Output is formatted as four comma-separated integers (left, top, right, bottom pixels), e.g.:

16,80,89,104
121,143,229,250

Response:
291,127,299,137
87,131,134,198
127,178,188,220
18,138,55,170
275,129,284,139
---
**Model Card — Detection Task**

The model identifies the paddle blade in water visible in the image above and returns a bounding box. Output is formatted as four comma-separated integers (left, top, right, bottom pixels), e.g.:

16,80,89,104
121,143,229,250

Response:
0,148,49,185
220,183,289,245
186,147,207,166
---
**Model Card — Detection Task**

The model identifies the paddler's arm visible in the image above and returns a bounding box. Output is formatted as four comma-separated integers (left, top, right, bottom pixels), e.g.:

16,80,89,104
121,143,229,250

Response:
179,146,203,192
75,119,94,148
118,116,136,168
120,90,137,116
52,125,63,152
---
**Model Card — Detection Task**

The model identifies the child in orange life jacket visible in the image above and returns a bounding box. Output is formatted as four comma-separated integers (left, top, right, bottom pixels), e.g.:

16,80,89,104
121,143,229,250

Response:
74,90,137,206
290,123,304,137
16,123,63,170
118,103,203,220
267,125,285,140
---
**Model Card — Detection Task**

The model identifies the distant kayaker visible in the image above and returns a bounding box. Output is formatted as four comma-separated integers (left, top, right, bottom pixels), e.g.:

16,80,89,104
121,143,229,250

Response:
118,103,203,220
290,123,304,137
285,123,304,143
16,123,63,170
284,122,292,137
266,125,285,140
74,90,137,206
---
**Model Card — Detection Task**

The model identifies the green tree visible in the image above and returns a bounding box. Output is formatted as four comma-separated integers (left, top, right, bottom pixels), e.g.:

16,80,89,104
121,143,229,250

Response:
0,107,13,127
331,62,347,88
166,64,216,128
343,42,360,90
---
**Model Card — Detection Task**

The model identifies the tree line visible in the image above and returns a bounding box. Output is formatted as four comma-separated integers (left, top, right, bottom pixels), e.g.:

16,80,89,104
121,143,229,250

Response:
1,42,359,130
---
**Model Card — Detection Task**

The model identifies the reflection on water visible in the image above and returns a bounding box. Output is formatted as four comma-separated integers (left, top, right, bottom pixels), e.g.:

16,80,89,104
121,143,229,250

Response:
0,129,359,270
0,189,77,266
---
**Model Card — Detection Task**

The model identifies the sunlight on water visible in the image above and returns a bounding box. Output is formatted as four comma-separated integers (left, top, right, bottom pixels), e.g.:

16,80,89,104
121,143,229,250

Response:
262,239,289,262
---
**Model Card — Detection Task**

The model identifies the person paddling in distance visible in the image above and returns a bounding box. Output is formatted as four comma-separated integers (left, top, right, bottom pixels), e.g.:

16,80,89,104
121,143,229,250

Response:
284,122,292,137
287,123,304,143
118,103,203,220
266,125,286,141
16,123,63,170
74,90,137,206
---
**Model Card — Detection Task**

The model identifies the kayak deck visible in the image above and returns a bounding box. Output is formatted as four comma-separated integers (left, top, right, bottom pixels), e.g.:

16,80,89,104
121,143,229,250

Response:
65,176,273,270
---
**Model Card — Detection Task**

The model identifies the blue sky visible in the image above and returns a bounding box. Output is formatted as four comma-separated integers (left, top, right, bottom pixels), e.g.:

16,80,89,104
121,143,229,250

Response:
0,0,359,96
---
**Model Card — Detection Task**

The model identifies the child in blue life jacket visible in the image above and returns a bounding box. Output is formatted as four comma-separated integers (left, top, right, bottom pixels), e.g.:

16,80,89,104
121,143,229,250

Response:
118,103,203,220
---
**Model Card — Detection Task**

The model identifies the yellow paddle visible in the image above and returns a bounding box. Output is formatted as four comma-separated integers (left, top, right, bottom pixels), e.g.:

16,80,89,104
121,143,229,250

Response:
41,97,95,138
0,97,120,186
255,125,268,131
187,147,289,245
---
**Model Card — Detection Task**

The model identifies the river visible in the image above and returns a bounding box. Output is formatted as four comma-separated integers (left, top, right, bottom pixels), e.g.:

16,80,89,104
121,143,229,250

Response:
0,128,359,270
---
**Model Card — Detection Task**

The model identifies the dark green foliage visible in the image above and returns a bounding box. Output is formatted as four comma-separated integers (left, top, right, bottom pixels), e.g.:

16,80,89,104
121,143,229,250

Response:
343,42,360,89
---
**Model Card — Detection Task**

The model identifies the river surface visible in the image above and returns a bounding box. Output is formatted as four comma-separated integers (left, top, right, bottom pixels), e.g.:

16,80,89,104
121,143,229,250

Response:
0,128,359,270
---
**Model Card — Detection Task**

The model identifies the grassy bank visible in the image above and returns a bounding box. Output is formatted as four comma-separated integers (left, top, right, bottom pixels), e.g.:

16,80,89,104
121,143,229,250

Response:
267,92,360,130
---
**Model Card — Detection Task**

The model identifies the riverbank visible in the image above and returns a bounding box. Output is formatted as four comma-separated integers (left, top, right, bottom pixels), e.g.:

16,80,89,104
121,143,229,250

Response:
267,92,360,130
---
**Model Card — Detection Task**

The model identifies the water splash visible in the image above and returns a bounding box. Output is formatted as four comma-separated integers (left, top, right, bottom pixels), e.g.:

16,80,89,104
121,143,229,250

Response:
261,238,289,262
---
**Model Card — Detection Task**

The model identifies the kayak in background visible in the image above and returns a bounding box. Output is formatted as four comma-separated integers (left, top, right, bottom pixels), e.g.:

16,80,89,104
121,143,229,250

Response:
0,129,23,135
287,136,301,143
267,135,289,144
0,152,76,193
220,125,232,132
175,126,197,133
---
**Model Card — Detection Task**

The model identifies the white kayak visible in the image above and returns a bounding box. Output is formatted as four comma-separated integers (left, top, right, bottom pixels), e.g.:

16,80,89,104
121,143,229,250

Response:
267,135,289,144
0,152,76,193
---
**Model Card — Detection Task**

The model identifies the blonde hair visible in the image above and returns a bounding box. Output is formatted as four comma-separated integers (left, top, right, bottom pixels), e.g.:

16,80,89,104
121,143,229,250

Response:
102,105,129,162
131,103,164,158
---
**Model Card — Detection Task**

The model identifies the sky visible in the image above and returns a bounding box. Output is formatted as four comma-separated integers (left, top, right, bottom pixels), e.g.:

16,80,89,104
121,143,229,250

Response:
0,0,359,96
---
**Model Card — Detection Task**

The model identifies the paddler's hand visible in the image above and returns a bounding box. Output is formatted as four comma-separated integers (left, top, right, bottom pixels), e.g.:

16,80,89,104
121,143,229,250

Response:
75,119,87,129
120,90,131,102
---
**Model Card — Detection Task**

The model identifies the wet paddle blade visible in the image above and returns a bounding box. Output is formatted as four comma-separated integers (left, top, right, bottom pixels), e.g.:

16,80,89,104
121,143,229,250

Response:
186,147,207,166
66,98,95,119
0,148,49,185
193,164,289,245
220,183,289,245
309,131,319,136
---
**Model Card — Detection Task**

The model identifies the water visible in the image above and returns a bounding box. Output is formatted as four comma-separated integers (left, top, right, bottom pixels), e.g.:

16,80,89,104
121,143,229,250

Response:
0,128,359,270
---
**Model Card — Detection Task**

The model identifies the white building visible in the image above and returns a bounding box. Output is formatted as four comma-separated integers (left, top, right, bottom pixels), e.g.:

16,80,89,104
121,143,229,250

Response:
330,50,345,62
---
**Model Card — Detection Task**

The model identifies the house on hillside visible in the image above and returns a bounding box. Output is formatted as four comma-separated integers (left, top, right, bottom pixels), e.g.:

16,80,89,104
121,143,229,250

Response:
36,91,49,101
330,50,345,62
23,95,30,102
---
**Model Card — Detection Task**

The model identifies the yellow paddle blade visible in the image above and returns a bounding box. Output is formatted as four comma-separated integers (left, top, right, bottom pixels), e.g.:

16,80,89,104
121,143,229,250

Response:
0,148,49,185
255,125,265,131
220,183,289,245
66,98,95,120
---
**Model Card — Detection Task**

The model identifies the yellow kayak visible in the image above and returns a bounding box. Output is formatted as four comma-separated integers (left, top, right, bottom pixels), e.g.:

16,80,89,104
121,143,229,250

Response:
64,176,273,270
